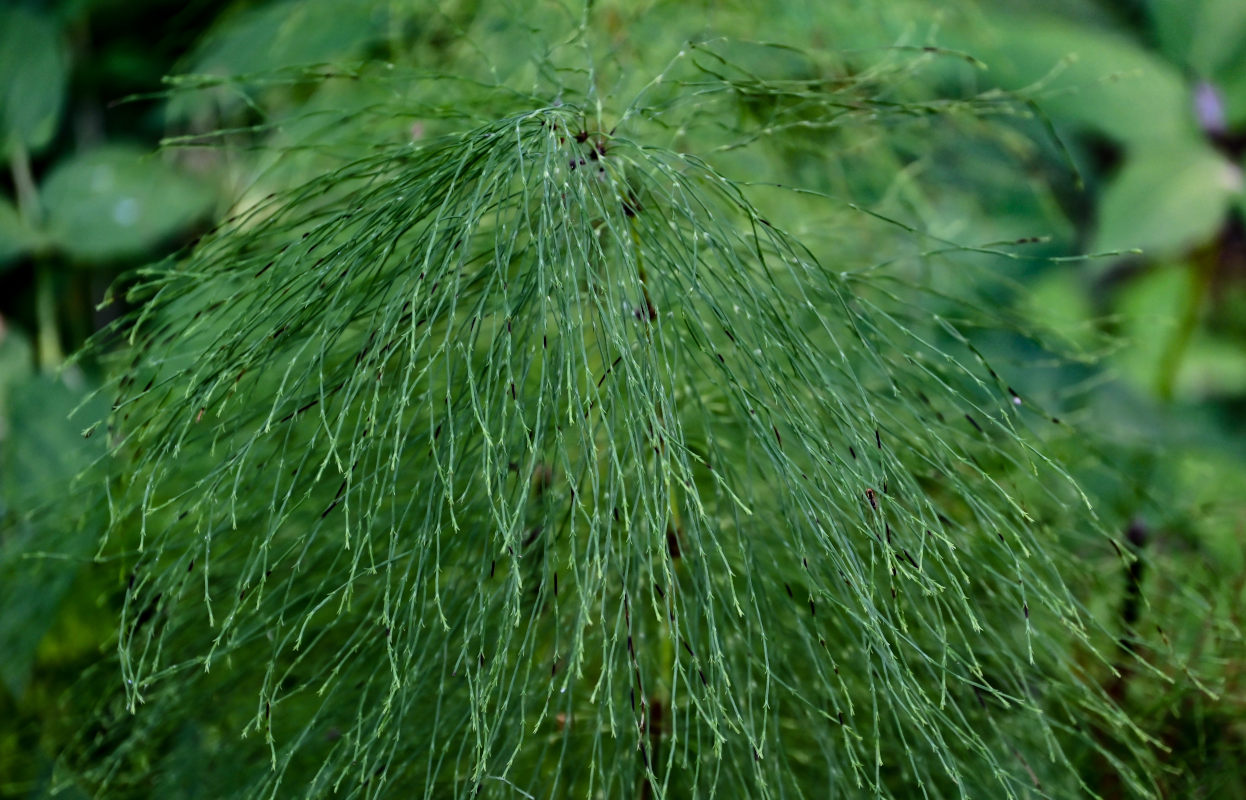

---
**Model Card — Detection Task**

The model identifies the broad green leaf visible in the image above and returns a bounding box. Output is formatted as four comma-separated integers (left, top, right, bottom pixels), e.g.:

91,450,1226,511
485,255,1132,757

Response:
0,326,34,443
41,146,213,263
165,0,397,122
955,15,1193,144
0,519,84,699
1150,0,1246,80
1092,143,1240,257
1239,155,1246,219
1024,268,1099,353
1115,264,1188,394
0,371,105,698
1177,335,1246,399
0,7,68,159
1,373,106,504
1177,452,1246,576
1222,63,1246,128
0,196,40,267
191,0,385,78
1109,262,1246,403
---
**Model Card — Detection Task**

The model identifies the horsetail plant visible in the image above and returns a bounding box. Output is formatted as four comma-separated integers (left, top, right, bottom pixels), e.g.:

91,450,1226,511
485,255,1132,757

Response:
45,22,1160,800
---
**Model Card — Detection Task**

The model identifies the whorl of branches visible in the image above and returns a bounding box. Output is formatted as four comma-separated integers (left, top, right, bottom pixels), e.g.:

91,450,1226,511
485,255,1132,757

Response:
64,39,1154,800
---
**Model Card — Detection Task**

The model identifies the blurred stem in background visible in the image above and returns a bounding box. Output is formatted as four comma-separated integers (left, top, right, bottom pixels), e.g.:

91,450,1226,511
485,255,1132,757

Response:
7,140,62,370
1156,248,1213,404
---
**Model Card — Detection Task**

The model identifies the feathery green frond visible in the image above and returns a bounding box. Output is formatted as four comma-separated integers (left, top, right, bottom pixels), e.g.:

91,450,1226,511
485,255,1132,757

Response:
53,21,1160,800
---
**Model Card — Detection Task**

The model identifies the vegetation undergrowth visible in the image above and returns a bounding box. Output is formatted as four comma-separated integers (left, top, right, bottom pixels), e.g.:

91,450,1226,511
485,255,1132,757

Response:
6,10,1186,799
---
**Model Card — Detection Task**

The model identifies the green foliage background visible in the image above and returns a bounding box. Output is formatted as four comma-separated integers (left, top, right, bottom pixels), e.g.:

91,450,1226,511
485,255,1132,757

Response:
2,1,1244,798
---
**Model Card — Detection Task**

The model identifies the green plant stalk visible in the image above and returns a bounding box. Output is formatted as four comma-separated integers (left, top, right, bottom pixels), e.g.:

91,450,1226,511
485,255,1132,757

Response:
8,140,63,369
626,203,679,792
34,265,64,369
1155,254,1213,404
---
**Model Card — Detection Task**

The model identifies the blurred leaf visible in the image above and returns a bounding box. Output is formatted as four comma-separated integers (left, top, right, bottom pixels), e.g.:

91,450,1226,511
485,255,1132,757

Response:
1238,155,1246,219
0,6,69,159
0,196,41,268
1222,63,1246,128
1176,335,1246,398
0,372,105,698
1176,451,1246,576
191,0,386,77
1116,264,1187,392
1024,267,1100,352
0,327,35,443
166,0,394,123
41,146,213,263
0,521,84,700
960,15,1194,144
1150,0,1246,80
1092,144,1240,257
0,374,105,505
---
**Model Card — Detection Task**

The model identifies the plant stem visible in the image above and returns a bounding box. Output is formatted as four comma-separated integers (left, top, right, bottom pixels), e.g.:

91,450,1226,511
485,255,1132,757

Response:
9,140,41,228
8,141,63,370
1154,255,1211,404
35,266,64,369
